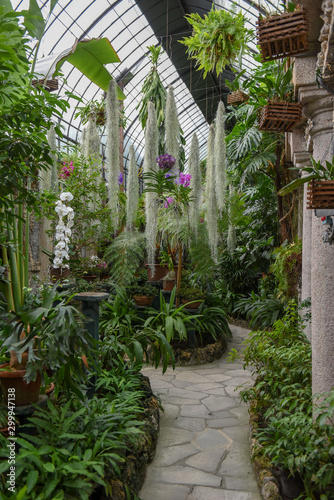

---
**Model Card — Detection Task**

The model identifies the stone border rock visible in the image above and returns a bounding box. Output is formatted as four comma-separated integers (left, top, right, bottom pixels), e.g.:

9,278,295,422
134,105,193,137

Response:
173,338,227,366
249,402,282,500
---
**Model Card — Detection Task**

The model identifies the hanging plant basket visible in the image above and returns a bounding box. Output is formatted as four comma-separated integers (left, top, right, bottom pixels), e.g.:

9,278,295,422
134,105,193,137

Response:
306,180,334,209
227,90,249,105
256,8,309,62
31,78,59,92
258,100,302,132
95,109,106,127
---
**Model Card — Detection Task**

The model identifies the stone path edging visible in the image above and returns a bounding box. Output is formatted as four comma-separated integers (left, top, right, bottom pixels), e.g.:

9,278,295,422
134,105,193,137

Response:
139,325,262,500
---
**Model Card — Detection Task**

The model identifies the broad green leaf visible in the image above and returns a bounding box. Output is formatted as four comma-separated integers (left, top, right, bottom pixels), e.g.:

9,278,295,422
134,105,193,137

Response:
54,38,125,100
26,470,39,493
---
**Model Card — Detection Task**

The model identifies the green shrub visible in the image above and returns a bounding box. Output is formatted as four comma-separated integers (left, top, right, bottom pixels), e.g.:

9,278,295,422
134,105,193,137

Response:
239,302,334,499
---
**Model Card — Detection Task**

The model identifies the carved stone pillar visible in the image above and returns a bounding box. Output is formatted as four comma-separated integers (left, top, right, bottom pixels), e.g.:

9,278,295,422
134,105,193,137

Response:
293,144,312,342
298,69,334,395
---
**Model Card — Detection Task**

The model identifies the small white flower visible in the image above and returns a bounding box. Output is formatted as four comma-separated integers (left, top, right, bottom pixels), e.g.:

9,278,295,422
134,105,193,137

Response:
55,205,69,217
53,257,62,266
67,208,74,220
62,264,69,269
56,220,65,231
60,192,74,202
54,249,64,258
64,237,70,244
64,227,72,237
55,241,66,249
52,264,60,269
55,232,66,241
66,220,74,229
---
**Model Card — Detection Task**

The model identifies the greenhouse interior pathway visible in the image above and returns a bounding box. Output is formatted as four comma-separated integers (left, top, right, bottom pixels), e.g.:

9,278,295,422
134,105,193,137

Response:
140,325,261,500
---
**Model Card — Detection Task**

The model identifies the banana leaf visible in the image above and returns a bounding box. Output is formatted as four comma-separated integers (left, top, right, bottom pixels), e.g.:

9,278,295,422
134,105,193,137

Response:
35,38,125,100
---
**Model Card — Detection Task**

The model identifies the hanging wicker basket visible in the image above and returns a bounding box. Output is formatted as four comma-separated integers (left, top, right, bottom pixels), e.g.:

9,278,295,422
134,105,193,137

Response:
258,100,302,132
306,180,334,209
227,90,249,105
32,78,59,92
256,8,309,62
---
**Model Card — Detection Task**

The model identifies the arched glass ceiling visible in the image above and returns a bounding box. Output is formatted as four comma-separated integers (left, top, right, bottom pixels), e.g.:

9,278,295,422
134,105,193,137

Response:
13,0,282,170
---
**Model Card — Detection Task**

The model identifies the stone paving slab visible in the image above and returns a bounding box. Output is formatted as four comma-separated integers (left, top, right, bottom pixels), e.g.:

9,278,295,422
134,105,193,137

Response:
139,325,261,500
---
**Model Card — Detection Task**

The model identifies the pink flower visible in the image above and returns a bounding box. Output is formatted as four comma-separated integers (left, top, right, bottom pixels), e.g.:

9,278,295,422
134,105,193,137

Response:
178,172,192,187
164,197,174,208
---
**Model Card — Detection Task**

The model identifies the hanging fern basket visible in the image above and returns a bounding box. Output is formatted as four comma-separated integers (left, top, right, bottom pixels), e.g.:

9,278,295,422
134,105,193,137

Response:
31,79,59,92
306,180,334,209
227,90,249,105
256,7,309,62
258,100,302,132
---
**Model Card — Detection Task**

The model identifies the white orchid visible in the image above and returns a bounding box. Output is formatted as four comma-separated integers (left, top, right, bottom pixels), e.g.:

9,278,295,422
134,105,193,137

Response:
53,191,74,270
60,192,74,202
55,206,70,218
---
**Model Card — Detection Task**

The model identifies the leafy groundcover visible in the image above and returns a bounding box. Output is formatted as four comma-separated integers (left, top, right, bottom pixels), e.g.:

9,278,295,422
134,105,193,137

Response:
0,372,159,500
238,302,334,500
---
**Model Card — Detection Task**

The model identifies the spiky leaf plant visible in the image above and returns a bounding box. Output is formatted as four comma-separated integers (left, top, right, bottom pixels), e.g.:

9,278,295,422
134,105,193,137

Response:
126,144,139,231
137,45,167,129
214,101,227,212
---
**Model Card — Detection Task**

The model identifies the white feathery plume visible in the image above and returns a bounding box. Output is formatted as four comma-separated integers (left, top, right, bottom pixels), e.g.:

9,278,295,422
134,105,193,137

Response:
165,85,180,175
188,133,201,235
214,101,227,212
126,144,139,231
106,78,120,227
144,101,159,272
205,124,218,262
227,185,236,253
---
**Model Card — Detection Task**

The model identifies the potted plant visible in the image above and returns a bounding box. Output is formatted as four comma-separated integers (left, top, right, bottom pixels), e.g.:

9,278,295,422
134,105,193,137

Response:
0,285,91,406
279,155,334,209
254,61,302,133
256,3,309,62
72,256,108,282
74,98,106,126
128,283,159,307
162,270,176,291
178,286,206,309
180,4,253,78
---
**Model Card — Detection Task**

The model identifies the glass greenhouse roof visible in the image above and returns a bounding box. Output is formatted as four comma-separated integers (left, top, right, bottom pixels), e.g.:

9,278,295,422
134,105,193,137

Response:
13,0,282,171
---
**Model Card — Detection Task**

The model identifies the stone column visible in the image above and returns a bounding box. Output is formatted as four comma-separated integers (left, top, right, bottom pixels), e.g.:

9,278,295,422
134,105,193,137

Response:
298,58,334,394
293,147,312,341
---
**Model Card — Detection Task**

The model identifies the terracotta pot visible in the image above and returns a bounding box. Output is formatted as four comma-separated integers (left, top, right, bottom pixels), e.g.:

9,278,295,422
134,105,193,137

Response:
181,299,203,309
99,273,109,280
163,280,176,291
146,265,169,281
0,364,41,406
133,295,154,306
50,267,70,283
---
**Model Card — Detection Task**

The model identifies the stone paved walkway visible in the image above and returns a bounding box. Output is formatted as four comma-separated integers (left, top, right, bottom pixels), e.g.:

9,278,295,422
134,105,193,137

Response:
139,325,261,500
